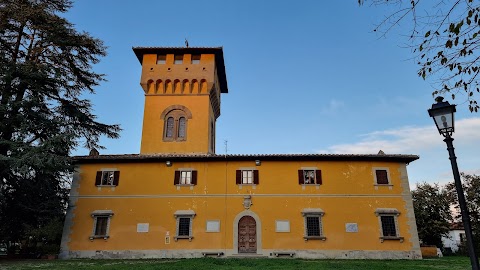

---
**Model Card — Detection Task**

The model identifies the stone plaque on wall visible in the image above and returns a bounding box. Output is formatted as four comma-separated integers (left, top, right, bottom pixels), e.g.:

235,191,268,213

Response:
137,223,149,233
345,223,358,233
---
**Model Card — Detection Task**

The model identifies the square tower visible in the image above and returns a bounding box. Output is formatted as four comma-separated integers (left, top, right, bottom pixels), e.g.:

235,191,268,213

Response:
133,47,228,154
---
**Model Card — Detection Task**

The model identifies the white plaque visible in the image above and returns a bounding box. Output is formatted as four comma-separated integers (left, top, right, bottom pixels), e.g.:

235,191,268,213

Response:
275,220,290,232
345,223,358,233
137,223,149,233
206,220,220,232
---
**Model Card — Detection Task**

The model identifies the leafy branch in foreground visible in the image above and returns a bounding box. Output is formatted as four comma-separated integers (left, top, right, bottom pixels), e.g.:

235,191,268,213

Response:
360,0,480,112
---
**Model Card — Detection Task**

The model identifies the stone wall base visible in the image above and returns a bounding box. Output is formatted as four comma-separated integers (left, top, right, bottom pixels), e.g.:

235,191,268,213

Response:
60,249,422,260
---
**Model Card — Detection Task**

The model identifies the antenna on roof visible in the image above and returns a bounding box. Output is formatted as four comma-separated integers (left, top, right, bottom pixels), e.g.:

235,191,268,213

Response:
185,38,189,48
224,140,228,157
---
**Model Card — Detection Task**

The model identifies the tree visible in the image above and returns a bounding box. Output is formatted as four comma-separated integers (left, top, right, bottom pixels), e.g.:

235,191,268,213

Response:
412,182,452,247
359,0,480,112
446,173,480,251
0,0,120,247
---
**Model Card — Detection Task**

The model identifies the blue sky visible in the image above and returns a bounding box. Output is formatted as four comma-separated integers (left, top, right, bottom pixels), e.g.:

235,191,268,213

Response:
65,1,480,186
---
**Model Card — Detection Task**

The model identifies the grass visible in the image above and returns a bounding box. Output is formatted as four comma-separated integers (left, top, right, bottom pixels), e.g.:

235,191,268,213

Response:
0,256,471,270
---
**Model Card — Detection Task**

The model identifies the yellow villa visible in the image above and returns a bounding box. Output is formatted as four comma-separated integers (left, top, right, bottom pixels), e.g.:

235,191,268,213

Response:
59,47,422,259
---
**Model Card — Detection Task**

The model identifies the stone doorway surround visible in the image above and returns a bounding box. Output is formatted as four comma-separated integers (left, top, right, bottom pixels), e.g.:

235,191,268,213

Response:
233,210,262,255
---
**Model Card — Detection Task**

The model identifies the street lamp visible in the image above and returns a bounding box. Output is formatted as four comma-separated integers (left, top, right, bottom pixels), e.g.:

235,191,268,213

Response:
428,96,479,269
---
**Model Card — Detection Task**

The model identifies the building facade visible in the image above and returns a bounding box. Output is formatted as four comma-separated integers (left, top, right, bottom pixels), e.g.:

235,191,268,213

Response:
59,47,422,259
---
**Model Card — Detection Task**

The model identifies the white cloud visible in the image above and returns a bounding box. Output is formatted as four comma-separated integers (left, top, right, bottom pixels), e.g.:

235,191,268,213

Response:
319,117,480,154
318,117,480,185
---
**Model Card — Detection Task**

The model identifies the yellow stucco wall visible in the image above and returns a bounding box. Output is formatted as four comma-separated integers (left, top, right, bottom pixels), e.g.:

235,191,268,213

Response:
66,160,416,253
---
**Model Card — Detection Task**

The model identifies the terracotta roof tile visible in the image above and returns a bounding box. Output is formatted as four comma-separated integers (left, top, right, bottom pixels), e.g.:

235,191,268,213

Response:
72,153,419,164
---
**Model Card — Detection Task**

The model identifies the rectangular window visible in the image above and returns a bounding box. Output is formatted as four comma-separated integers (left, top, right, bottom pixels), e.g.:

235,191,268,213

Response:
90,210,113,240
236,170,259,185
180,171,192,184
301,209,325,240
174,210,195,241
375,169,389,185
242,170,253,184
191,54,201,64
157,54,166,64
94,216,108,236
298,169,322,185
95,171,120,186
174,170,197,185
306,216,321,236
375,208,403,242
178,217,191,236
174,55,183,64
380,216,397,236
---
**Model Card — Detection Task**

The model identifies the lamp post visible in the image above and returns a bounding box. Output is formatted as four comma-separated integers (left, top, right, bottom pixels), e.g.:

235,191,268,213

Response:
428,97,479,270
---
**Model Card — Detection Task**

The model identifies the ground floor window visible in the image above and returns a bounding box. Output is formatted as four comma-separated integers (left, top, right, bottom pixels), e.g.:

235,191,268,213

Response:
174,210,195,241
301,208,326,241
90,210,113,240
375,208,404,242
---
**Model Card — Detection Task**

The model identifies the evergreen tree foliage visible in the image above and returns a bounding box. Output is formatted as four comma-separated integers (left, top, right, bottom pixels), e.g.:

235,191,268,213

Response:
412,182,452,247
0,0,120,247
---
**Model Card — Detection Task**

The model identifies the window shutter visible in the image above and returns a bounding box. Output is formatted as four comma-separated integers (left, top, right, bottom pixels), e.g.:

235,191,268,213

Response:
376,170,389,184
95,171,102,186
174,171,180,185
236,170,241,185
253,170,259,185
113,171,120,186
191,171,198,185
315,170,322,185
298,170,304,185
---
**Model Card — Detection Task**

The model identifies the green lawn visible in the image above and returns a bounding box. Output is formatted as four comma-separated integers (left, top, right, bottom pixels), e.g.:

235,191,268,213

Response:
0,257,471,270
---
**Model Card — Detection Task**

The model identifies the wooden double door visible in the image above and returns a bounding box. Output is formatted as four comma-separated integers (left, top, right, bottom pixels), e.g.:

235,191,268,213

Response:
238,216,257,253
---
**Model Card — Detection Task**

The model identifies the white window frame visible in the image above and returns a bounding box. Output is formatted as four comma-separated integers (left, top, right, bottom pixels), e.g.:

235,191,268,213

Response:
375,208,404,242
301,208,326,241
174,210,195,241
180,170,192,185
100,170,115,186
242,170,254,184
90,210,113,240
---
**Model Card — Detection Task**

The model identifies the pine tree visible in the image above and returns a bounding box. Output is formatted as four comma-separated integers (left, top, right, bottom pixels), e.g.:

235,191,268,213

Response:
0,0,120,246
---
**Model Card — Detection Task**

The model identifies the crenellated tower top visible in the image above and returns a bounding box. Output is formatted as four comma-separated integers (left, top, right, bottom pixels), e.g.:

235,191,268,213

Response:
133,47,228,154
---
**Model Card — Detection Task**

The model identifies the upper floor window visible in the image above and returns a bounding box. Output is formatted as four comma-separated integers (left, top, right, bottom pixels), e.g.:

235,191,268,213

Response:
163,110,188,142
191,54,201,64
157,54,166,64
174,55,183,64
95,170,120,186
374,169,390,185
236,169,259,185
174,170,197,185
178,117,186,138
298,169,322,185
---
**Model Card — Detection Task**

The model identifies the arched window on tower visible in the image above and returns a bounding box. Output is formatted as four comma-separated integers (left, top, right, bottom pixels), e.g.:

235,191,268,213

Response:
178,117,186,139
165,117,174,138
163,110,188,142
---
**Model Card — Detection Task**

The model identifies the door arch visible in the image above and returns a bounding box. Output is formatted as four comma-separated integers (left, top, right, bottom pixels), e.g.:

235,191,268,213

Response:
233,210,262,254
238,216,257,253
